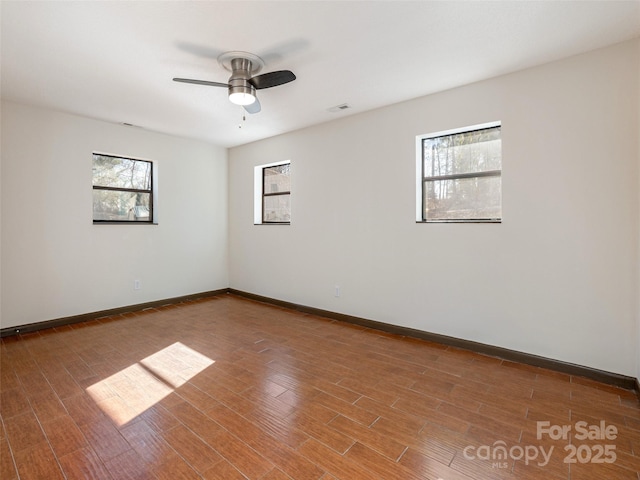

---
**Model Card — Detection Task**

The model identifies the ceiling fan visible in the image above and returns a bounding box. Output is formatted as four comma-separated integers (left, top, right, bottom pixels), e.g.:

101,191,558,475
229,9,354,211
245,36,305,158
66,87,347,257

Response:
173,51,296,114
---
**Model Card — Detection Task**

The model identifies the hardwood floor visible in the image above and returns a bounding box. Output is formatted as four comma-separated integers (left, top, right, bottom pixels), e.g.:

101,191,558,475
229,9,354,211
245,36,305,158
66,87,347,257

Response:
1,294,639,479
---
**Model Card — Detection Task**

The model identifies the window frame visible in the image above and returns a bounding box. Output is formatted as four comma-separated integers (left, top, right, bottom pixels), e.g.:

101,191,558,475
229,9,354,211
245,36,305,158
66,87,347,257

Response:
416,121,502,224
92,152,155,225
254,160,291,225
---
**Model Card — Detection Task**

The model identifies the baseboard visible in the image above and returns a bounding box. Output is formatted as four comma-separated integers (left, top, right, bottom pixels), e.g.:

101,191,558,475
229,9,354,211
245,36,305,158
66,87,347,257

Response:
0,289,228,337
228,288,638,392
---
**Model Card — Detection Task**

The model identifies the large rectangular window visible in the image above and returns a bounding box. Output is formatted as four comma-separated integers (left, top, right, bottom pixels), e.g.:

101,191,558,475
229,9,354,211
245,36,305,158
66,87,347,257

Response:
254,161,290,224
417,122,501,223
92,153,153,223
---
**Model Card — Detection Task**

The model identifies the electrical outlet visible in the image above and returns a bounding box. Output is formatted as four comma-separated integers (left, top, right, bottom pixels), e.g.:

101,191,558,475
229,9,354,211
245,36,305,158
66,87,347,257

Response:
134,279,141,290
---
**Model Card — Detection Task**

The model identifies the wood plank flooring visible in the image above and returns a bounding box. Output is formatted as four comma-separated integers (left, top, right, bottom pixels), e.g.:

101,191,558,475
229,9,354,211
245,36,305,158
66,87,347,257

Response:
1,294,639,479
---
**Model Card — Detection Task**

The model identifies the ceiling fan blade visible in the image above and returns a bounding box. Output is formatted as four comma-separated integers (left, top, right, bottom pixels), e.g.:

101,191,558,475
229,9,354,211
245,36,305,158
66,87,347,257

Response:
249,70,296,90
243,97,261,114
173,78,228,88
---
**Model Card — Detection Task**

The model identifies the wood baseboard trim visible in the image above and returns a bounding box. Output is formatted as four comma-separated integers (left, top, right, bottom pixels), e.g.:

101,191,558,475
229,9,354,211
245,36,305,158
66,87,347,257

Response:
0,289,228,338
228,289,637,392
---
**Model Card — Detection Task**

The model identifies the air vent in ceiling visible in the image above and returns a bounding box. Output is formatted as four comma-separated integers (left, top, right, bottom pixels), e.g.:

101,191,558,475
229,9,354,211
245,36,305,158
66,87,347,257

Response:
327,103,351,113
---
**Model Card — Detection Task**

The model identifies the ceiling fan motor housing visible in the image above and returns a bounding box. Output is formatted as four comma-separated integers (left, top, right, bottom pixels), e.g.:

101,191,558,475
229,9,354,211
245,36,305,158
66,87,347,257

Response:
228,58,256,104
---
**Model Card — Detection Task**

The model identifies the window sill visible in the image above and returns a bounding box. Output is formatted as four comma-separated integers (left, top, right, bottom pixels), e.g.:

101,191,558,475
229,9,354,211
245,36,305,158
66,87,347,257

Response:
416,219,501,224
93,221,158,225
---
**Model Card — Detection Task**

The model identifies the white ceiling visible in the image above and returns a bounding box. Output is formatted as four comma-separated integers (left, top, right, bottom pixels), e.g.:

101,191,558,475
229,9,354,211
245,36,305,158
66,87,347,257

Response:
2,1,639,148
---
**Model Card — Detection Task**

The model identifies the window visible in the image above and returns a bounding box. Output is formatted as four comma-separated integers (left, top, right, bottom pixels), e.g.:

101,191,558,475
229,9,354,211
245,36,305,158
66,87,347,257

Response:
254,161,290,224
92,153,154,223
417,122,501,223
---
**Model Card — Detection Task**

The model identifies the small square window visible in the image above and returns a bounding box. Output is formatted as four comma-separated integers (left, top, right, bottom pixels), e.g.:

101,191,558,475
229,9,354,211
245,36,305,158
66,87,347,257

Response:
92,153,154,223
417,122,501,223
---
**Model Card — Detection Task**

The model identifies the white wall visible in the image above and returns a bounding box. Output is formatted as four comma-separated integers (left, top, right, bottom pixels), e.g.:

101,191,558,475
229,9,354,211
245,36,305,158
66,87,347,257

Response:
637,43,640,385
229,39,640,377
1,101,228,329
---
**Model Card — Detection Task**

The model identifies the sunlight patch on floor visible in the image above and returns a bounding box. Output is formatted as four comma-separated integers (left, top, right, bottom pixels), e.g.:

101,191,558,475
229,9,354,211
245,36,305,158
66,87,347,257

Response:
86,342,214,426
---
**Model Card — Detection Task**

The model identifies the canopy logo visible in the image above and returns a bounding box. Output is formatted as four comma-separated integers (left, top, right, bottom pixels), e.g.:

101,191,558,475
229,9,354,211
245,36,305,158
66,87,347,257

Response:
463,441,553,467
463,420,618,468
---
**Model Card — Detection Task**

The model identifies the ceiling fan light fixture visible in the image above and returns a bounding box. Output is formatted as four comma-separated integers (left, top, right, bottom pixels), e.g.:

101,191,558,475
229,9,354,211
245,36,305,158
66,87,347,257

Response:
229,90,256,106
228,79,256,106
